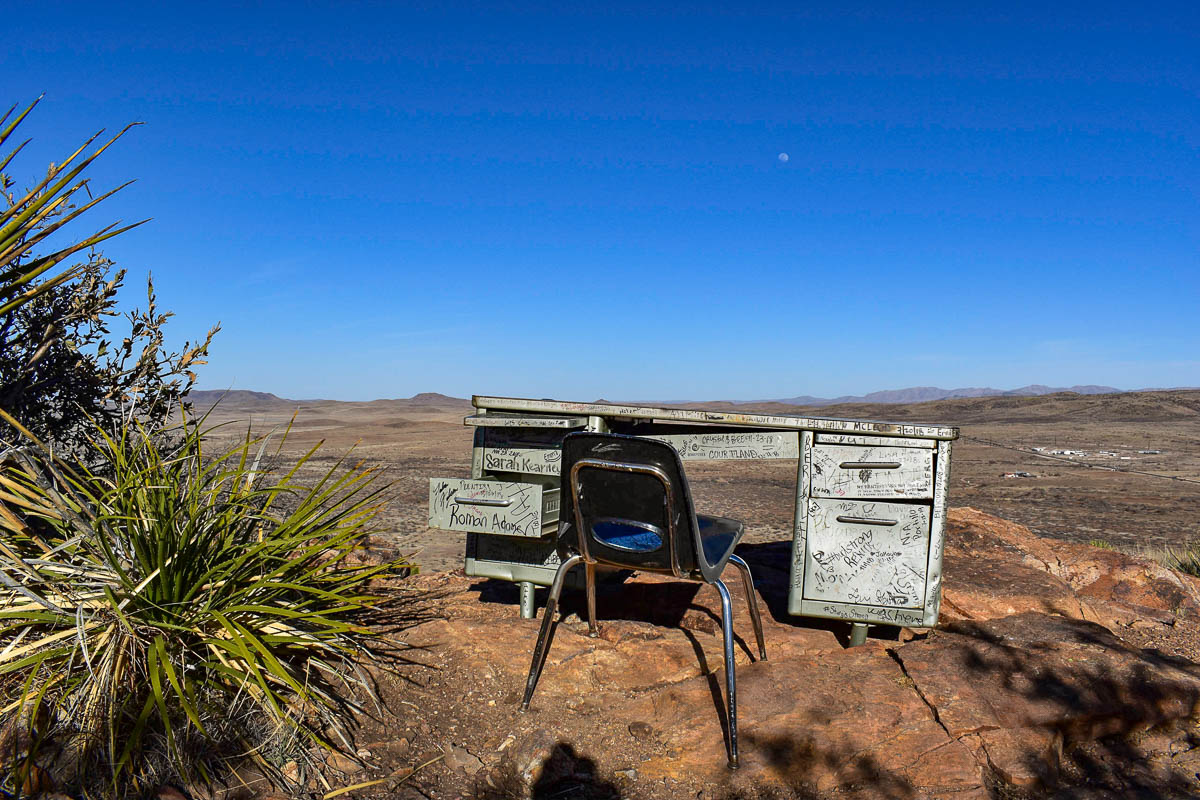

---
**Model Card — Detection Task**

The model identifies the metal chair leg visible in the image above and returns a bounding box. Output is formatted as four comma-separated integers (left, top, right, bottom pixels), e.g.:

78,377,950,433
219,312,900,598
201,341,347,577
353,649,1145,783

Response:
585,562,599,638
715,579,739,769
728,554,767,661
521,555,583,711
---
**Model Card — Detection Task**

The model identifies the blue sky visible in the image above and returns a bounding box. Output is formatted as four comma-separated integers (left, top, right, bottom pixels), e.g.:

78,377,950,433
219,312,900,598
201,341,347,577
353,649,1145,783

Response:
7,2,1198,401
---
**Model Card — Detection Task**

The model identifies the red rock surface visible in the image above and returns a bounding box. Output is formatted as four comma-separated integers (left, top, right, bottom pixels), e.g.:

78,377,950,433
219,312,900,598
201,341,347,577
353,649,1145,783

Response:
354,508,1200,799
942,508,1200,631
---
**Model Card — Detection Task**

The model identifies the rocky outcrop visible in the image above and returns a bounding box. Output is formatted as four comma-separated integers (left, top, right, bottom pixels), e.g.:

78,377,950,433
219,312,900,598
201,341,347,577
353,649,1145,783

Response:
369,508,1200,799
943,507,1200,630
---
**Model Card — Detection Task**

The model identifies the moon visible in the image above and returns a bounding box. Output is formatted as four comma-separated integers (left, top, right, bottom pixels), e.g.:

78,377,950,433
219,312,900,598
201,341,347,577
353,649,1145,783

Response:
778,152,789,162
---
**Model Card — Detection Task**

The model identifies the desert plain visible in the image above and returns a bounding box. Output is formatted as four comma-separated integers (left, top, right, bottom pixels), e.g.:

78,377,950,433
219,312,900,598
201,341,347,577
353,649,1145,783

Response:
188,388,1200,800
194,388,1200,569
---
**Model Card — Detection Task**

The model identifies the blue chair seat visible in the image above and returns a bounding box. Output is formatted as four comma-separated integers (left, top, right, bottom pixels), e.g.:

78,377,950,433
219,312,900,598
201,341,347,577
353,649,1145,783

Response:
592,519,663,552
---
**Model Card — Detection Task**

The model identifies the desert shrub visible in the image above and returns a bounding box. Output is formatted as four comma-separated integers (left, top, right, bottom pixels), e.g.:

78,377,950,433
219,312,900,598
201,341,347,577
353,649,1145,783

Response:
0,410,413,797
1,97,217,450
1159,544,1200,578
1088,539,1114,550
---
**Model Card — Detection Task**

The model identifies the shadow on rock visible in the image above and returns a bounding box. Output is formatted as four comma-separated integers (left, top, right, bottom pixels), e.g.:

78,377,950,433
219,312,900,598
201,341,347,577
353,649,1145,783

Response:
734,731,916,799
472,575,707,630
471,541,858,643
474,741,622,800
896,613,1200,797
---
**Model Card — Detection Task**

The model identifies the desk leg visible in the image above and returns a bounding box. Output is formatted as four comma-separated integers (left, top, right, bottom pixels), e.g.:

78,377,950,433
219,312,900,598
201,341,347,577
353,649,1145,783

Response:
519,581,536,619
849,622,869,647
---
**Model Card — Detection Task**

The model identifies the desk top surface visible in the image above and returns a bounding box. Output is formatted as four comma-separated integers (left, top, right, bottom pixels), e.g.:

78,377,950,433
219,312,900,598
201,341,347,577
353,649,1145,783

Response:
473,395,959,441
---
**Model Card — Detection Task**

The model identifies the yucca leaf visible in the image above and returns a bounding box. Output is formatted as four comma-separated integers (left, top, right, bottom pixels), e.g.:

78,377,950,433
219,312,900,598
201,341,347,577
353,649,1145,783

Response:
0,123,140,248
114,693,159,781
0,96,41,149
0,180,141,269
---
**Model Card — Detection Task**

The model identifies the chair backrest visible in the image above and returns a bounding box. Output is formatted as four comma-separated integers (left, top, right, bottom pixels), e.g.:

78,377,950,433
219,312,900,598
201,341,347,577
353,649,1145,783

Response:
558,432,707,579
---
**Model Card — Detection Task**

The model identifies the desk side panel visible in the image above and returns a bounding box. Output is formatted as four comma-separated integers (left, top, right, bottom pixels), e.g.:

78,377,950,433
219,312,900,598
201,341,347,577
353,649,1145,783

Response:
923,439,953,626
787,431,814,616
470,426,486,479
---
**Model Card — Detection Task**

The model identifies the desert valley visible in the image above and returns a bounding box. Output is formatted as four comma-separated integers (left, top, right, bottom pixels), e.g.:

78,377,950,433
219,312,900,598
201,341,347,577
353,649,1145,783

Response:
193,388,1200,571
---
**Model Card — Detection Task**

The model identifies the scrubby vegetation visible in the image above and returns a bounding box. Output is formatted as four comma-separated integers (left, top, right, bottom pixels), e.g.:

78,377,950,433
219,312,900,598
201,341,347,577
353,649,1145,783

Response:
1159,544,1200,578
0,411,412,796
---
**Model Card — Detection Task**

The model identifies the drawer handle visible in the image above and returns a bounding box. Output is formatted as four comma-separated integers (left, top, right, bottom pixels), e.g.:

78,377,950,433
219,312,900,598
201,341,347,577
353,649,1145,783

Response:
839,461,901,470
453,495,513,508
836,515,897,527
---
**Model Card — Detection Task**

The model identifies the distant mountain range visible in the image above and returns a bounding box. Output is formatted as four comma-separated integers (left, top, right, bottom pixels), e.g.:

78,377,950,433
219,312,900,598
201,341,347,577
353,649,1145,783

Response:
187,390,471,410
191,385,1200,410
769,385,1125,406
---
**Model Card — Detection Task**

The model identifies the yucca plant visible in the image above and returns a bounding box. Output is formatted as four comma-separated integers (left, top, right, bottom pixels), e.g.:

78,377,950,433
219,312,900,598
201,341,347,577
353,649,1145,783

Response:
0,409,413,796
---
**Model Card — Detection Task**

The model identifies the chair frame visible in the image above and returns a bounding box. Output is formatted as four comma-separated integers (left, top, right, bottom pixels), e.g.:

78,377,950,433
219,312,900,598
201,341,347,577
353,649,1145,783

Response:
519,442,767,769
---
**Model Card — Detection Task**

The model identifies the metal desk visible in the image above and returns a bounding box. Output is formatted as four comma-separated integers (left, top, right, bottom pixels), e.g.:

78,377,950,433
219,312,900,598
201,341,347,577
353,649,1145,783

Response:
429,395,958,632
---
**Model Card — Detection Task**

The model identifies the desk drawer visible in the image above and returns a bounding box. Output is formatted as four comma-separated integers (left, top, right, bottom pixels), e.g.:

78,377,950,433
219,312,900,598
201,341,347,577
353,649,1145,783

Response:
803,498,931,609
809,443,933,499
480,428,566,477
429,478,560,538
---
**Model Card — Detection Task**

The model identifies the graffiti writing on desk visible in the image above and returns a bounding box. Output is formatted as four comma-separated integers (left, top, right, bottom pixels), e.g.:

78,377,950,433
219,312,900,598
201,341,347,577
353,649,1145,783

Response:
429,480,542,537
844,586,892,605
809,498,885,526
874,563,923,606
483,447,561,475
811,529,876,578
648,431,798,461
430,479,458,514
819,433,934,449
812,542,907,593
809,445,932,497
803,498,930,607
898,506,928,546
821,604,923,625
